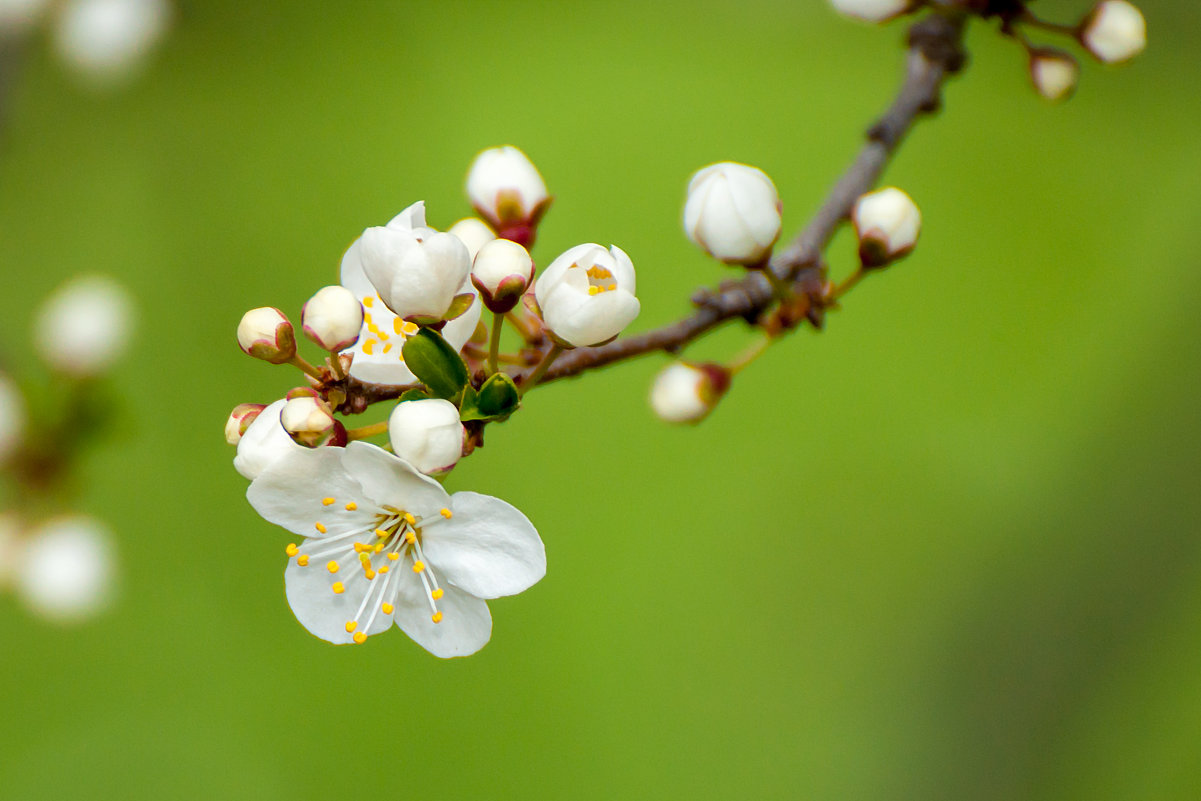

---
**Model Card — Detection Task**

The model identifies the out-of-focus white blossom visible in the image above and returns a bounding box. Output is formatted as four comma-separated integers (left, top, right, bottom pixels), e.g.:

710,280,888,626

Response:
534,243,640,348
828,0,912,23
54,0,171,84
1029,49,1079,102
649,362,731,425
684,162,782,266
388,398,464,476
1080,0,1146,63
16,515,115,622
851,186,921,267
0,0,50,34
34,275,133,377
448,218,497,261
466,146,549,235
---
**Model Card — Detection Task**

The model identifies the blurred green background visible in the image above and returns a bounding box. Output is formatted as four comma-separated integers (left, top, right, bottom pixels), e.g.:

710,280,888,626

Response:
1,0,1199,798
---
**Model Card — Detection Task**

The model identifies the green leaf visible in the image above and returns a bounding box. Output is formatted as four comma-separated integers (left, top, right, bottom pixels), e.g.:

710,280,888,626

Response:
397,388,431,403
400,328,469,400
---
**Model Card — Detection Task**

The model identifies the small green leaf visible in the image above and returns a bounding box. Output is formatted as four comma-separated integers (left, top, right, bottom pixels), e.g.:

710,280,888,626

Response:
397,388,431,403
400,328,469,400
476,373,520,418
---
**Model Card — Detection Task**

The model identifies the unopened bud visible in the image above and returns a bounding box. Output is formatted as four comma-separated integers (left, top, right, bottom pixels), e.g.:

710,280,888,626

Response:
237,307,296,364
649,362,731,425
851,186,921,268
471,239,536,314
466,145,550,244
1079,0,1146,64
0,374,25,463
448,218,497,260
388,398,464,476
34,275,133,377
280,396,340,448
683,162,782,267
17,515,115,622
301,285,363,352
1029,48,1079,102
224,403,267,445
828,0,914,23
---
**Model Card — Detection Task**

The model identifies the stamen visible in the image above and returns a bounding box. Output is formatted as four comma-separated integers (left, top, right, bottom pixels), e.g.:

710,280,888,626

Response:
412,561,425,573
345,621,357,633
332,582,344,594
387,553,400,561
345,502,357,511
375,528,389,538
362,296,374,308
353,632,367,644
297,555,310,566
362,339,376,355
403,513,416,526
431,612,443,624
440,508,453,519
382,603,394,615
431,588,444,600
285,543,299,557
315,522,327,534
378,565,389,574
327,561,339,573
322,498,336,506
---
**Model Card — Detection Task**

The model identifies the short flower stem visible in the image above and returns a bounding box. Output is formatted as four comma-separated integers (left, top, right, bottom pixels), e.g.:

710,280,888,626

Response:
830,267,868,301
728,334,772,375
345,420,389,441
506,310,538,343
329,353,347,380
762,268,792,298
288,354,325,381
519,343,564,397
488,312,504,375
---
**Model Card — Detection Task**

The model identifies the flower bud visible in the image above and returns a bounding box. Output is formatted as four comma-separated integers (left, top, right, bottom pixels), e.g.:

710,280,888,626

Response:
649,362,731,424
237,307,296,364
828,0,913,23
534,243,640,348
466,145,550,244
280,395,340,449
359,227,473,324
0,374,25,463
388,398,464,476
16,515,115,622
471,239,536,314
683,162,782,267
1029,48,1079,102
301,285,363,352
448,217,497,260
224,402,266,445
851,186,921,268
54,0,171,85
1079,0,1146,64
34,275,133,377
234,399,306,480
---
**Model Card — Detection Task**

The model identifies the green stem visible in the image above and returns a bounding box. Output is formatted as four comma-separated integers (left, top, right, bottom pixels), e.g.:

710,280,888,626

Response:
345,420,389,441
519,343,564,397
488,312,504,375
830,268,867,301
728,335,772,375
288,353,325,381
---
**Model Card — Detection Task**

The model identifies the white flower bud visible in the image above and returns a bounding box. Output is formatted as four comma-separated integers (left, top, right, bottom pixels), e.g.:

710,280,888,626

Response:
471,239,536,314
534,243,640,348
683,162,782,267
1080,0,1146,64
16,515,115,622
466,145,550,239
1029,49,1079,102
0,373,25,463
234,399,307,480
34,275,133,377
851,186,921,268
359,227,472,324
0,0,50,34
237,306,296,364
388,398,464,476
301,285,363,352
448,217,497,260
224,402,266,445
649,362,731,424
828,0,913,23
54,0,171,85
280,395,339,449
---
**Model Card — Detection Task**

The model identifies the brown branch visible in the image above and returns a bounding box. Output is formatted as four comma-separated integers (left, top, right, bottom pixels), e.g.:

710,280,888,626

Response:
538,10,967,385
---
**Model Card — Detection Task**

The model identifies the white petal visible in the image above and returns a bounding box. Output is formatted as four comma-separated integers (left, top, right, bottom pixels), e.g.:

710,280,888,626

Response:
542,284,640,347
284,551,394,645
394,581,492,658
422,491,545,599
233,399,307,480
339,238,375,299
247,446,379,537
339,442,450,519
607,245,637,293
385,200,428,232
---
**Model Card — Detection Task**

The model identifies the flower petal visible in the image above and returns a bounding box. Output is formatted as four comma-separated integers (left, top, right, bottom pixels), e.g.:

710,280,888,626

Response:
542,283,640,347
247,446,380,537
421,491,545,599
393,581,492,658
339,441,449,518
285,550,394,645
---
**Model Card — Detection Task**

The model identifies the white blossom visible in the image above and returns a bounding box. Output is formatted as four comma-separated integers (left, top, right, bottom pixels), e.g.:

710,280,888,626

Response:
234,399,307,480
851,186,921,267
471,238,535,314
236,306,295,364
301,285,363,352
466,145,549,231
1029,49,1079,102
388,399,464,476
683,162,782,266
1080,0,1146,64
247,441,545,657
54,0,171,84
0,374,24,463
34,275,133,376
16,515,115,622
649,362,730,424
534,243,640,347
828,0,912,23
447,218,496,260
359,226,472,324
224,403,266,446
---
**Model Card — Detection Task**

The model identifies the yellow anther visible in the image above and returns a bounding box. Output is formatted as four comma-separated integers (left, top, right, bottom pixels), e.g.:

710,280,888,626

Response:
382,343,392,354
393,317,405,335
315,522,327,534
345,621,357,633
362,296,374,308
588,286,599,296
403,513,416,525
374,528,389,538
362,339,376,355
322,497,335,506
365,569,376,580
404,531,416,544
381,603,394,615
440,508,453,519
431,612,443,624
359,553,371,565
353,632,367,644
412,561,425,573
402,321,418,336
431,588,444,600
297,555,310,566
285,543,299,557
345,502,357,511
354,543,366,553
387,553,400,561
378,565,389,574
374,544,384,554
586,265,614,280
327,561,339,573
332,582,344,594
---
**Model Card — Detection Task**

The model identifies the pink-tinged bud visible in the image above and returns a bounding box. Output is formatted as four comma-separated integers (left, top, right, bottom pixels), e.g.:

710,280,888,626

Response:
1079,0,1146,64
237,307,296,364
471,239,536,314
851,186,921,268
465,145,551,245
301,285,363,352
280,395,342,449
224,402,267,445
649,362,731,424
1029,48,1079,102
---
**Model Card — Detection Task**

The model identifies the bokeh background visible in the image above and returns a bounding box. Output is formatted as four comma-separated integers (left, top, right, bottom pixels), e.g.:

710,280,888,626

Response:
1,0,1199,798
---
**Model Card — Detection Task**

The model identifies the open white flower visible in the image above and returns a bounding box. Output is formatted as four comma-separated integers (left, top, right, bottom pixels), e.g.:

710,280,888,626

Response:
534,243,640,347
234,399,307,480
340,202,481,385
247,441,545,657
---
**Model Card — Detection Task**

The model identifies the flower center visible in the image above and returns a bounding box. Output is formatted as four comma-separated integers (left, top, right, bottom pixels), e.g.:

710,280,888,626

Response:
582,264,617,296
285,496,454,644
357,295,419,359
